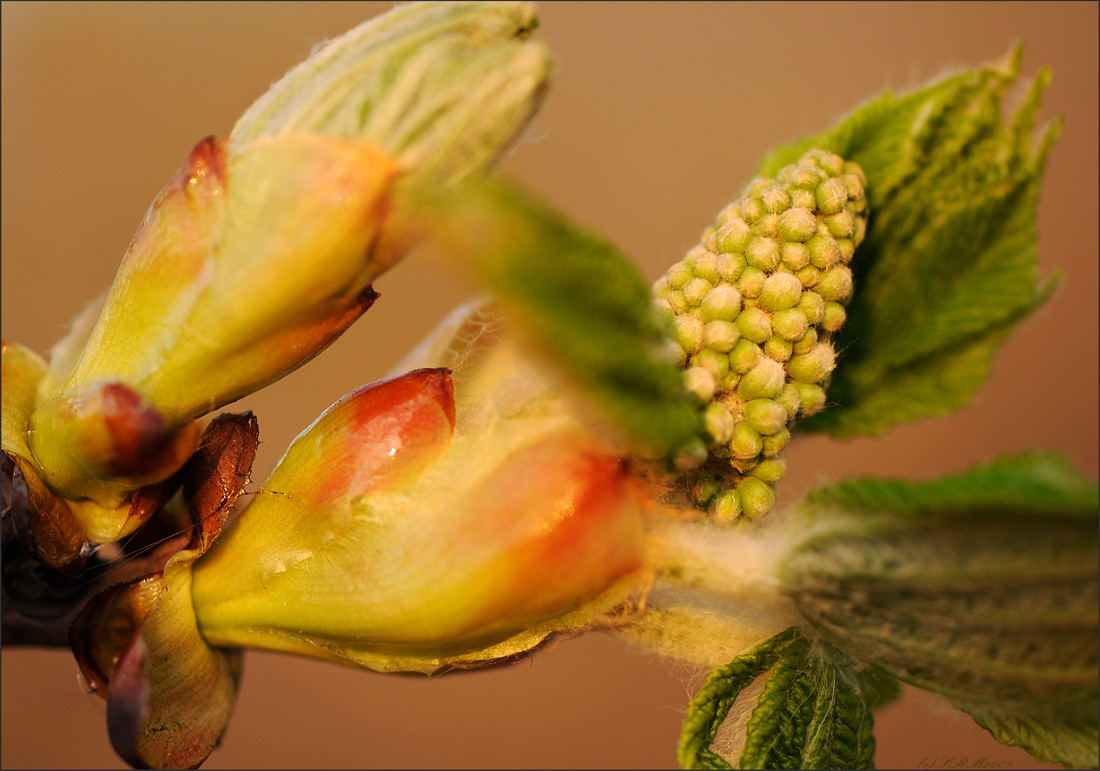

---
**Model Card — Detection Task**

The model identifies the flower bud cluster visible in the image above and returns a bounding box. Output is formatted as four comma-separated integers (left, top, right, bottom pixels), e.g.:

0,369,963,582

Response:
652,149,867,520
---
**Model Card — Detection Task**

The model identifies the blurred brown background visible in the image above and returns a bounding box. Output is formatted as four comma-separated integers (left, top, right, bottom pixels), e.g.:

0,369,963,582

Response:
2,2,1096,769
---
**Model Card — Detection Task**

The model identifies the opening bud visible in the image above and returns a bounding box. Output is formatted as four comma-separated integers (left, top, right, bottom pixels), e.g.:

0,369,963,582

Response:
192,369,647,673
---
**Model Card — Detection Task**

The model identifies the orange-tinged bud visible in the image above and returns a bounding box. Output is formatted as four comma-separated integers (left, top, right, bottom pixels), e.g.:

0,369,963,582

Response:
191,369,647,674
30,382,202,505
3,342,185,559
16,1,551,557
268,368,456,506
28,134,396,509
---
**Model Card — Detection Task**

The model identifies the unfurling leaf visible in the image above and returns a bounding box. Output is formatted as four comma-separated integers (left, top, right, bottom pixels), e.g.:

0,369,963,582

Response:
781,451,1099,768
679,627,876,770
758,45,1060,437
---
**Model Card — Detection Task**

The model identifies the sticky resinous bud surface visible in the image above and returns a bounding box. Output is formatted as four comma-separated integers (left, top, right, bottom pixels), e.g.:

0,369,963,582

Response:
9,1,551,555
190,364,648,674
652,149,868,521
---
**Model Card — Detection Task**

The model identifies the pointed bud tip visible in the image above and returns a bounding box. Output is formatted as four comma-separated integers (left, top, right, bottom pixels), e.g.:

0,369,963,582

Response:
275,367,457,506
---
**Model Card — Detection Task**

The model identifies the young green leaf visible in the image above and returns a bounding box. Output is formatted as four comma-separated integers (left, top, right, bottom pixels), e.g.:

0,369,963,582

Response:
799,661,876,771
679,627,877,770
679,627,802,770
757,45,1061,437
426,177,701,456
781,451,1099,768
963,710,1099,770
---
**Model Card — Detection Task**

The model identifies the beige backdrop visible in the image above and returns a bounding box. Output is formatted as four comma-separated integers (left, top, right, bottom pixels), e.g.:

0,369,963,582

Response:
2,2,1097,769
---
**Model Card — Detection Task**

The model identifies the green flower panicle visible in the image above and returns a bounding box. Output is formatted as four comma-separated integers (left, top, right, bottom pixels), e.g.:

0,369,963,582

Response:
653,149,868,520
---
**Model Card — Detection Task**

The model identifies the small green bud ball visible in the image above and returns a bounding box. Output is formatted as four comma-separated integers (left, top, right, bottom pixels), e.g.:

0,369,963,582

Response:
666,262,694,289
652,298,675,325
843,160,867,185
807,234,842,270
717,202,743,226
825,210,854,239
836,237,856,263
761,426,791,457
716,218,752,254
797,291,825,324
790,188,816,210
762,186,791,213
788,165,823,190
737,267,767,298
683,366,717,402
719,370,741,391
691,347,730,380
746,237,781,271
684,277,714,306
776,382,801,416
815,178,847,215
729,339,763,374
816,265,853,302
704,401,735,444
744,398,788,436
668,290,690,314
753,214,779,239
737,477,775,519
795,266,821,288
730,422,763,460
700,283,743,322
777,207,817,242
694,252,719,283
711,489,742,522
683,245,708,264
744,177,774,198
786,342,836,384
716,253,746,283
673,313,704,355
822,301,848,332
851,215,867,244
781,242,809,271
742,196,766,224
793,382,827,416
704,320,741,352
739,357,785,399
764,337,793,362
759,272,802,311
817,151,846,177
792,326,818,355
665,339,688,368
839,172,864,200
701,227,718,253
692,477,719,506
772,307,809,341
750,457,787,484
736,307,772,344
